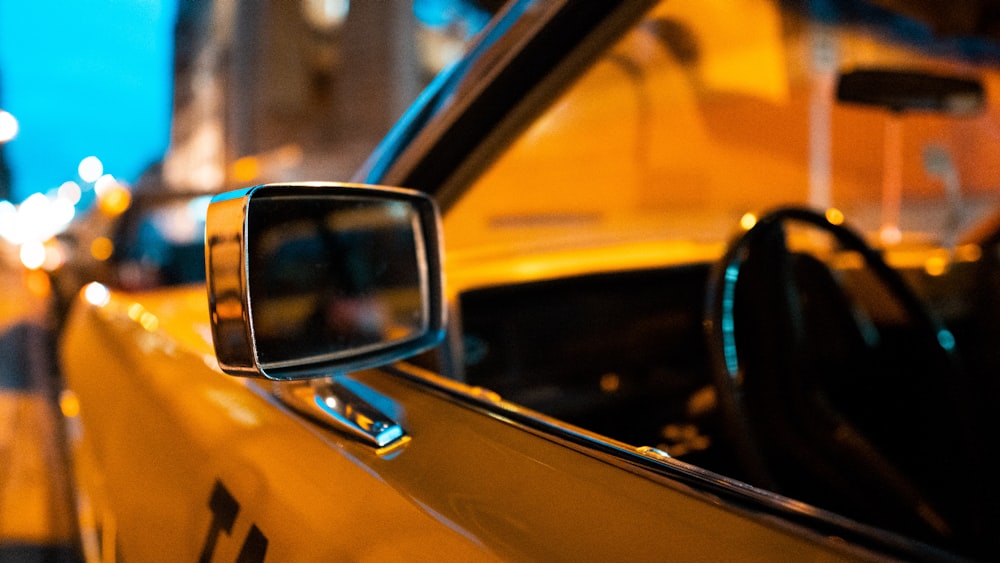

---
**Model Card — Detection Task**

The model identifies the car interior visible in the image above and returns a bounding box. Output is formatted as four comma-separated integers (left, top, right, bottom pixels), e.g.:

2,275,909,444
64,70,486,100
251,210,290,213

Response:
412,206,1000,554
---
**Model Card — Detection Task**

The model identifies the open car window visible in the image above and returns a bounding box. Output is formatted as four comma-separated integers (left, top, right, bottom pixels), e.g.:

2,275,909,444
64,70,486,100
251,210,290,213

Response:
433,0,1000,552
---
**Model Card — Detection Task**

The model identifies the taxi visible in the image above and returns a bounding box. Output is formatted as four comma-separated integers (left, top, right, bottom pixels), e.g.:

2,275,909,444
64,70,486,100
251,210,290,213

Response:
58,0,1000,560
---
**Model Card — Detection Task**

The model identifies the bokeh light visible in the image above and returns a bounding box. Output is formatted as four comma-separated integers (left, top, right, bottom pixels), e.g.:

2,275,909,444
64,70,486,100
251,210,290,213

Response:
739,212,758,231
78,156,104,183
82,282,111,307
90,237,114,261
58,181,83,205
0,191,76,245
302,0,349,31
19,240,45,269
0,110,18,143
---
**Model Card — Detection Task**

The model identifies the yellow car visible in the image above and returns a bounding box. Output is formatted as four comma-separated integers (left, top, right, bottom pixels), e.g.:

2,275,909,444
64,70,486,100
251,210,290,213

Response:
60,0,1000,560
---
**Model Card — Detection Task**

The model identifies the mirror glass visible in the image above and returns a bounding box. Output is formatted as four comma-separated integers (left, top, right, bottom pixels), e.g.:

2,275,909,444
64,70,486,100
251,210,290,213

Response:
246,194,428,368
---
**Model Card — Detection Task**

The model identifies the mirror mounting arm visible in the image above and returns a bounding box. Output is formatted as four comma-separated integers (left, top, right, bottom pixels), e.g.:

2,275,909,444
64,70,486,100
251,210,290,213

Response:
274,374,407,449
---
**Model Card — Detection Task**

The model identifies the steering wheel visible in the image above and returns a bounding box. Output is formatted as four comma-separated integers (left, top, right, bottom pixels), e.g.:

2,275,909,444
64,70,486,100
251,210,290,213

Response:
702,206,986,548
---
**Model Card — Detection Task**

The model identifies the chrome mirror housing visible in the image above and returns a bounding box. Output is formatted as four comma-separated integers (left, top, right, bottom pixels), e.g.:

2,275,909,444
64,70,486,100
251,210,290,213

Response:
205,182,446,380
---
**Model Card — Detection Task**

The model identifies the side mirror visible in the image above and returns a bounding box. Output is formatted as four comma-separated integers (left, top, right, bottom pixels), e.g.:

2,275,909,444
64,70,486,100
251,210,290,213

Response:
836,68,985,116
206,182,446,380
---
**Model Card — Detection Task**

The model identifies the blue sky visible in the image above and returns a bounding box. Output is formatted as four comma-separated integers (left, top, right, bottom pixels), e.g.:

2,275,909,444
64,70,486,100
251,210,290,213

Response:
0,0,177,202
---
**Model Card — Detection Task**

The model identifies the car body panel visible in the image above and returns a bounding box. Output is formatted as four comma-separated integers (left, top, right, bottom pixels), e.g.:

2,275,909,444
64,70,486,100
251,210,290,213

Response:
61,287,494,561
60,283,894,561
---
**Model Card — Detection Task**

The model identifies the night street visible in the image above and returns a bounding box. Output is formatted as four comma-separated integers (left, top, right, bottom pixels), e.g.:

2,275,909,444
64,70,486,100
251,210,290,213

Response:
0,259,78,561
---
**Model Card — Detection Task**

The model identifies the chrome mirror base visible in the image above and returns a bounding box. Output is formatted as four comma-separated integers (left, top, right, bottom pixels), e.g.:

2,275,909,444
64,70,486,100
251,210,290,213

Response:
274,375,406,449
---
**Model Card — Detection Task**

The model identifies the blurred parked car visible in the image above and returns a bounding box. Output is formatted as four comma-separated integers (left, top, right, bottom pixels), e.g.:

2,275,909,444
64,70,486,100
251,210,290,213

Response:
48,190,211,318
57,0,1000,560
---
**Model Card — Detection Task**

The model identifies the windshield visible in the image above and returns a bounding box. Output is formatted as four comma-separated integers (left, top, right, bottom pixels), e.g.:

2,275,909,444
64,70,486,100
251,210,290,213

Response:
444,0,1000,258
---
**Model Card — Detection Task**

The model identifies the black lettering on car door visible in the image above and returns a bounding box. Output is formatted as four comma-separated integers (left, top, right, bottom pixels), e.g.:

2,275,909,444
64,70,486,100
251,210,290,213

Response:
199,480,269,563
236,524,268,563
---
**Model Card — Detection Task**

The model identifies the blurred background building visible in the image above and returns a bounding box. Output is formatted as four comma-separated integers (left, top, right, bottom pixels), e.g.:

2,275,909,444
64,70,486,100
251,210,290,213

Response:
0,0,495,202
165,0,446,193
0,0,494,267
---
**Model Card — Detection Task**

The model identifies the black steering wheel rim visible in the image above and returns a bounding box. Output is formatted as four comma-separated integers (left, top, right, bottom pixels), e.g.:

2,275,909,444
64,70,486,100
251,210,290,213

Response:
702,205,983,546
706,206,956,378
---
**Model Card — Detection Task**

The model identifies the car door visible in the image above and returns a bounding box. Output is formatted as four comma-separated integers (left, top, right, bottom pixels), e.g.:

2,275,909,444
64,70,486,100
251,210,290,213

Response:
61,276,912,561
58,0,985,560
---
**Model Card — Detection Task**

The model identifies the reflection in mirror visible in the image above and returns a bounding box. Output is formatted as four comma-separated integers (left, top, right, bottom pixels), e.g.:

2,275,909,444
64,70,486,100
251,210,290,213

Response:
247,195,428,369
